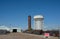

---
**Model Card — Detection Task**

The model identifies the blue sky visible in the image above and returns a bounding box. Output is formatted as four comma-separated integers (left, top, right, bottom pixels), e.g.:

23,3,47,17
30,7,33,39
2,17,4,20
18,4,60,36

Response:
0,0,60,30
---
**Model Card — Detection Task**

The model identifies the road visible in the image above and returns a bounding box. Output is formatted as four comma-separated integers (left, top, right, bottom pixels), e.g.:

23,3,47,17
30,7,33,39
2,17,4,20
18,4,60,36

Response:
0,33,58,39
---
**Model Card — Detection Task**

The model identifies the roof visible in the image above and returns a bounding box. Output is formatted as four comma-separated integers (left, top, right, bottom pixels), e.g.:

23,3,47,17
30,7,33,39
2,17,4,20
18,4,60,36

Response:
34,15,44,19
11,27,21,29
0,25,10,31
0,25,21,31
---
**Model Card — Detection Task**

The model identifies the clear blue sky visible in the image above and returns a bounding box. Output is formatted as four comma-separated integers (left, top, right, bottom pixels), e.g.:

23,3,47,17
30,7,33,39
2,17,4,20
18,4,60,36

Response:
0,0,60,30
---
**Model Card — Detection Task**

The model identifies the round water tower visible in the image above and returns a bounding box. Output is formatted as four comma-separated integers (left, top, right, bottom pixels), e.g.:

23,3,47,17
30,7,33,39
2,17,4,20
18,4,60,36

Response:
34,15,44,30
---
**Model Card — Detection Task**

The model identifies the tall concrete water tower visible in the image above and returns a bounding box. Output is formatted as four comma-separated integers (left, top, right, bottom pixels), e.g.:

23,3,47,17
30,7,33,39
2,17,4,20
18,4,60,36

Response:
34,15,44,30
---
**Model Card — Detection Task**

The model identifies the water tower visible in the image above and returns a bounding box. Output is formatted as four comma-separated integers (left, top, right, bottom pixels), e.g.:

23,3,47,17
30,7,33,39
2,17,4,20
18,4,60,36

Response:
34,15,44,30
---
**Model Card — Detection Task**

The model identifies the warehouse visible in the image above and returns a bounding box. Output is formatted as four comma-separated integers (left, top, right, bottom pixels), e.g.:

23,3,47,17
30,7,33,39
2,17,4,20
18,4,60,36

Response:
0,25,10,34
10,27,21,32
0,25,21,34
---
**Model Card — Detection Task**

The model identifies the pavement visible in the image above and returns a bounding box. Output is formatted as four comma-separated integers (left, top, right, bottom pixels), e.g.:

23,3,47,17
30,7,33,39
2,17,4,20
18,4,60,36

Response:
0,33,58,39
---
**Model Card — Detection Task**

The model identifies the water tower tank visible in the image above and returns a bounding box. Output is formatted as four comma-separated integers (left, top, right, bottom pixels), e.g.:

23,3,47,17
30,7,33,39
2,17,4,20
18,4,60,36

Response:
34,15,44,30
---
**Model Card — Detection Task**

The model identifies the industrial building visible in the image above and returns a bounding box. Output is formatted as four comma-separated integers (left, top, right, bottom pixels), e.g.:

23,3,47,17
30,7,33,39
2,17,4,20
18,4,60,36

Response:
0,25,10,34
23,15,44,35
0,25,21,34
34,15,44,30
28,16,31,31
0,15,44,35
10,27,21,32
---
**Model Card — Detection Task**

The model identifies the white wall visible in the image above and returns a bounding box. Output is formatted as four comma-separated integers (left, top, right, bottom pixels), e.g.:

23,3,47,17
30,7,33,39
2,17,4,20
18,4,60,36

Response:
34,19,43,30
10,27,21,32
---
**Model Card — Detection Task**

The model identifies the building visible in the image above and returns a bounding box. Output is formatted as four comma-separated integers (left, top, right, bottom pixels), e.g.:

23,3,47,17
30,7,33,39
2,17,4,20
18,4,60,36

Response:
28,16,31,31
0,25,10,34
34,15,44,30
10,27,21,32
0,25,21,34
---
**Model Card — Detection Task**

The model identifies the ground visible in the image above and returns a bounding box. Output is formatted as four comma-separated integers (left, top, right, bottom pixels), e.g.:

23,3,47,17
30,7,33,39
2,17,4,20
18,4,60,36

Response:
0,33,58,39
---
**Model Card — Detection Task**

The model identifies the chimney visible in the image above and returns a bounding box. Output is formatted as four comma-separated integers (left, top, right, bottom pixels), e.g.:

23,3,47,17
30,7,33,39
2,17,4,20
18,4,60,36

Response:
28,16,31,31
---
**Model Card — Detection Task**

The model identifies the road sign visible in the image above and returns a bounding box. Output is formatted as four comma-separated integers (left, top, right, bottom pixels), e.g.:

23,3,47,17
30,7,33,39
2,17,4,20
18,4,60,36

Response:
44,33,50,38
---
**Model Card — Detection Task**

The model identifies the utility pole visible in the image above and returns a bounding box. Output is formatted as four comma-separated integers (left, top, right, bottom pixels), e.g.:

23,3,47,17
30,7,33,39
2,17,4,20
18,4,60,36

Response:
57,24,60,39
